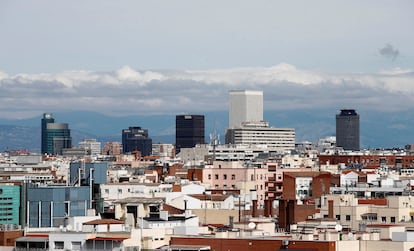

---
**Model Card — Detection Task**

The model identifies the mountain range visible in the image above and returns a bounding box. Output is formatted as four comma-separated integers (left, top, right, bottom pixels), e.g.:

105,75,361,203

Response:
0,109,413,152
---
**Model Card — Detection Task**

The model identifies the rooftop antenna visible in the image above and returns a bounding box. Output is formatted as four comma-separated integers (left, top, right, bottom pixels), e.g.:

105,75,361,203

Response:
209,131,219,161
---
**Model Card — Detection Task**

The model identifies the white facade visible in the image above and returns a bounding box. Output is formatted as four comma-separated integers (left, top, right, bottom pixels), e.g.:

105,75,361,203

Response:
78,139,101,155
100,183,173,201
229,90,263,128
225,122,295,151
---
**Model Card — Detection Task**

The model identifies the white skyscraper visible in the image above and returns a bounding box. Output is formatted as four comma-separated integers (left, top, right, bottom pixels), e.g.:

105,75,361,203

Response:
229,90,263,128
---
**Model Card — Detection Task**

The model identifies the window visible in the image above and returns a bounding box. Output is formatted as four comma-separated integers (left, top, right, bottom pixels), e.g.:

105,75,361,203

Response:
118,189,122,194
215,174,219,180
336,215,341,220
391,217,396,223
71,241,81,251
231,174,236,180
223,174,227,180
346,215,351,221
55,241,64,250
323,214,328,218
208,174,211,180
382,217,386,223
251,174,254,181
104,189,109,194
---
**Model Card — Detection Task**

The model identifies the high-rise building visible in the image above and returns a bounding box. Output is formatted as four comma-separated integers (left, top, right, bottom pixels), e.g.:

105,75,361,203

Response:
176,115,205,153
122,126,152,156
336,109,360,151
229,90,263,128
78,139,102,155
41,113,72,155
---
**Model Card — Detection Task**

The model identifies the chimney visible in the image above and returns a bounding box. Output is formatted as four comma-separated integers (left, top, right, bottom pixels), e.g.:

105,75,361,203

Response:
229,216,234,229
328,200,334,218
252,200,258,217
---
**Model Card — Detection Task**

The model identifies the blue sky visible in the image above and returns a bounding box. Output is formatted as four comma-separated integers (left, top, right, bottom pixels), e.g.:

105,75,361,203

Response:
0,1,413,119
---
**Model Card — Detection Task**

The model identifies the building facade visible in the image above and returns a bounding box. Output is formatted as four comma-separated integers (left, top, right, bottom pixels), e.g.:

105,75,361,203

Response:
27,186,91,228
122,127,152,156
78,139,101,155
41,113,72,155
225,121,295,151
175,115,205,153
0,184,20,226
336,109,360,151
229,90,263,128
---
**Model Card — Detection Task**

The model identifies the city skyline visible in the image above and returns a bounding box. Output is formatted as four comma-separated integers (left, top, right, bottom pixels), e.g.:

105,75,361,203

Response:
0,1,413,121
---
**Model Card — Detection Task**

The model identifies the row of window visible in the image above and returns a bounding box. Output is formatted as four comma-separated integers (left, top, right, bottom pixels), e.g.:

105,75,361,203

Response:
332,215,401,223
0,218,13,221
207,174,268,181
208,174,236,180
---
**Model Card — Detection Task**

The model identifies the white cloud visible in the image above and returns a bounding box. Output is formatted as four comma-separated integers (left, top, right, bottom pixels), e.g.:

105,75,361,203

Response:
116,65,165,84
0,64,414,119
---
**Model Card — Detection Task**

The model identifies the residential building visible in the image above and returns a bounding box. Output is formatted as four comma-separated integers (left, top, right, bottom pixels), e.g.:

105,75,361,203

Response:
229,90,263,128
78,139,101,155
101,142,122,156
41,113,72,155
152,143,175,158
278,171,332,230
176,115,205,153
336,109,360,151
122,126,152,156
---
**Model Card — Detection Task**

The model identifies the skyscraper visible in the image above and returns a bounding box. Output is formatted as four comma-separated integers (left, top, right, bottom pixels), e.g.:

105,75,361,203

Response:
229,90,263,128
122,126,152,156
41,113,72,155
176,115,205,153
336,109,360,151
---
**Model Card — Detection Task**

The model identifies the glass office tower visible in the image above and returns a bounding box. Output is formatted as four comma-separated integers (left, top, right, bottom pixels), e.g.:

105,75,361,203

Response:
41,113,72,155
336,109,360,151
176,115,205,153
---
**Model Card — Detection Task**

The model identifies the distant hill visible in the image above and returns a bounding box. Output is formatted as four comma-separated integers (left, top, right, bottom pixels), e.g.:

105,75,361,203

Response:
0,109,413,152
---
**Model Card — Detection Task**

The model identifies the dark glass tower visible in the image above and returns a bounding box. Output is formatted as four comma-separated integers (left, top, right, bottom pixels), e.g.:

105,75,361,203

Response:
41,113,72,155
176,115,205,153
122,126,152,156
41,113,55,154
336,109,360,151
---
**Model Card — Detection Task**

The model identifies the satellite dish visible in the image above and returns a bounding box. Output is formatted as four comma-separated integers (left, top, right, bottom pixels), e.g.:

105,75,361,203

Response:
248,222,256,229
66,225,72,231
334,224,343,232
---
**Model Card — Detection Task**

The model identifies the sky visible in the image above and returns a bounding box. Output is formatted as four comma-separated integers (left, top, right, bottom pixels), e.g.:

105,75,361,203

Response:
0,1,413,119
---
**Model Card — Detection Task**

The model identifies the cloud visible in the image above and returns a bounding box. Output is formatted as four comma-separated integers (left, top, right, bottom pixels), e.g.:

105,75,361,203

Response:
379,43,399,61
0,64,414,119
